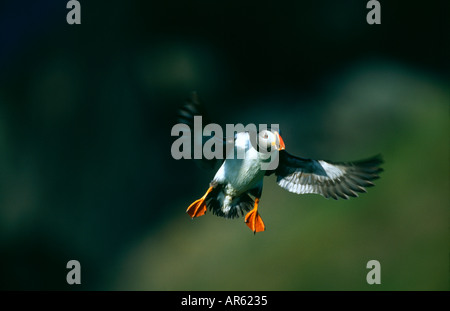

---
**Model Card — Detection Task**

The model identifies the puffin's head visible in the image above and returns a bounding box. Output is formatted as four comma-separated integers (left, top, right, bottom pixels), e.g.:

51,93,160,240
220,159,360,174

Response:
257,129,286,153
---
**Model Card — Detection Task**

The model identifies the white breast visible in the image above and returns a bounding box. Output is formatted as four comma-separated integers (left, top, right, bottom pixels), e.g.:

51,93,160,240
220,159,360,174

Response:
213,133,265,196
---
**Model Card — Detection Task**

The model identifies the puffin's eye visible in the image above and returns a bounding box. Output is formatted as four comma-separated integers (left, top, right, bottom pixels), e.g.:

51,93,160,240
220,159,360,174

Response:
257,131,273,153
259,130,269,139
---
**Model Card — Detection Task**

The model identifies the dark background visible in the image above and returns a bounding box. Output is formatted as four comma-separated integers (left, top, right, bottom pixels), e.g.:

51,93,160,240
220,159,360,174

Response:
0,0,448,290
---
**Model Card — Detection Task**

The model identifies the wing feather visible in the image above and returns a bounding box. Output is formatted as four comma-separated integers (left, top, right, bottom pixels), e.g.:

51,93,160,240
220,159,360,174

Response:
275,152,383,200
176,92,226,170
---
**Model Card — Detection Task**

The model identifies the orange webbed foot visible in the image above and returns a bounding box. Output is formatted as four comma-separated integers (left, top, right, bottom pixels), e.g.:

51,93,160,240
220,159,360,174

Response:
244,198,265,233
186,186,213,218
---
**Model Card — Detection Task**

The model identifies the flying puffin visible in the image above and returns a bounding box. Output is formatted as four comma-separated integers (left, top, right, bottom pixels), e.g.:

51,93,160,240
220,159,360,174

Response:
177,92,383,233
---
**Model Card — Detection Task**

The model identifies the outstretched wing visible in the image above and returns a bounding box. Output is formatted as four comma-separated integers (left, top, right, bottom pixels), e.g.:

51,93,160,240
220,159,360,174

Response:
177,92,227,170
274,152,383,200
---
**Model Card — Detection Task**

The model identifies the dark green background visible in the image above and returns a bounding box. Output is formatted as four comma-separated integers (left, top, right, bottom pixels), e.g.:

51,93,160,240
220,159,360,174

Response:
0,0,448,290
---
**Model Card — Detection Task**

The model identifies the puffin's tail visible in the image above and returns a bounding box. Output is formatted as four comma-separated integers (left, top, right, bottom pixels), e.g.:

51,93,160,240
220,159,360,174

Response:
205,183,254,219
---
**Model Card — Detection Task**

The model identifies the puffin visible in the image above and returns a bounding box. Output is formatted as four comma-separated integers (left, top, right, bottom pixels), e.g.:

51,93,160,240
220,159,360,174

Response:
178,92,383,233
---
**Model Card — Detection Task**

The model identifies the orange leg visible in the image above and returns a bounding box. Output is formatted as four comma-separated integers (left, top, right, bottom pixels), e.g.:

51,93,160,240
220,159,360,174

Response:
186,186,213,218
244,198,265,233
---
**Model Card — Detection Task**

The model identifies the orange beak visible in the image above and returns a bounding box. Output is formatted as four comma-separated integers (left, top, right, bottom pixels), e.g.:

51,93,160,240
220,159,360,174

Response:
276,132,286,151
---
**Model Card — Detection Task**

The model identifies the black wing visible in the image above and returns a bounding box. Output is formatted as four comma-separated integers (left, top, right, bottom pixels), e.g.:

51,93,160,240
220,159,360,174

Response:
177,92,227,170
274,151,383,200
